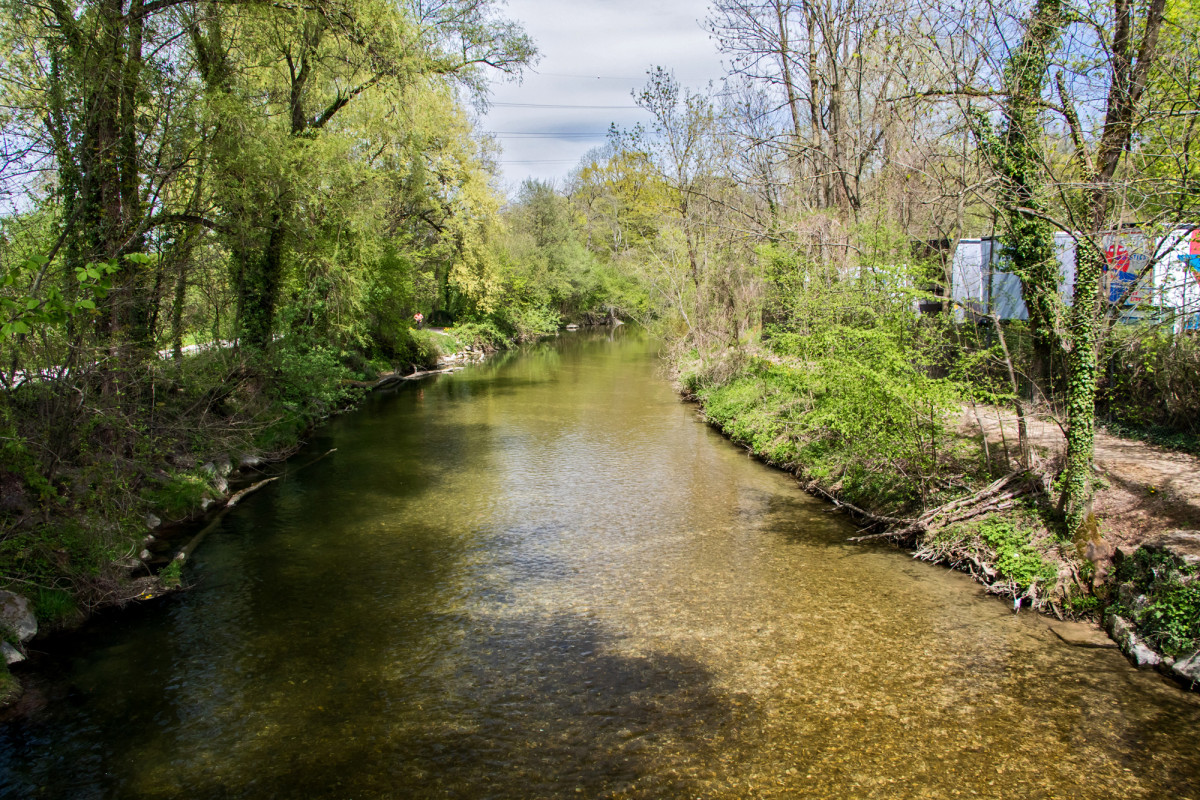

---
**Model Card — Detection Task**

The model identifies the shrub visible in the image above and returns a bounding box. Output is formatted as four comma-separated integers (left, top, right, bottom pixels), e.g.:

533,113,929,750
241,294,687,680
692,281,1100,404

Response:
1113,547,1200,656
975,518,1058,591
145,471,211,520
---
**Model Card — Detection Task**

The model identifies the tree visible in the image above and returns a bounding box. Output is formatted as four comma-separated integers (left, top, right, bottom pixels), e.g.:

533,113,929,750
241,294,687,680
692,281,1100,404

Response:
188,0,534,350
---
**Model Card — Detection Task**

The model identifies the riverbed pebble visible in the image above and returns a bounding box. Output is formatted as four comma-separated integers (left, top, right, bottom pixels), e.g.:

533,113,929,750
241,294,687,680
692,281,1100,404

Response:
239,454,264,470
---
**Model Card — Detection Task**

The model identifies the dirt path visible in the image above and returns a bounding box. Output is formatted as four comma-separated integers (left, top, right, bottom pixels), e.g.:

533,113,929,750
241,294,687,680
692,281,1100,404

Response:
961,405,1200,548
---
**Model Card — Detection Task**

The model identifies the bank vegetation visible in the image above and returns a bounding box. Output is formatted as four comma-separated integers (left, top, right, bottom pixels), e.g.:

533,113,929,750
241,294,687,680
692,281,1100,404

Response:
3,0,1200,688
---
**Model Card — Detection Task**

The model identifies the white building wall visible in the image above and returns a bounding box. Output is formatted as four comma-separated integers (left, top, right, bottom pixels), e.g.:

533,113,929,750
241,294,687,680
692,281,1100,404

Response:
949,228,1197,327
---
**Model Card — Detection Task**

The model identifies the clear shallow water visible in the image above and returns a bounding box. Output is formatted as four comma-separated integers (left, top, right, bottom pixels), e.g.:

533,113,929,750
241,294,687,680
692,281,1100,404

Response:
2,329,1199,799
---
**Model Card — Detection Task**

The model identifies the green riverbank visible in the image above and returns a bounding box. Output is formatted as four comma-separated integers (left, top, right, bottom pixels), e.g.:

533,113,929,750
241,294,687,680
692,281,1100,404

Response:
0,325,514,701
679,353,1200,689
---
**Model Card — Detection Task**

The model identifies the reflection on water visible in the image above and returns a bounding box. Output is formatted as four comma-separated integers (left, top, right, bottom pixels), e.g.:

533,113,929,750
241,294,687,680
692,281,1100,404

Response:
2,329,1199,799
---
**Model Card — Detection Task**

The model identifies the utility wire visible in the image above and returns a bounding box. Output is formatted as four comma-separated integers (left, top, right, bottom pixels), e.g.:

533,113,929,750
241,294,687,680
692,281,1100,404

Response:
490,101,638,110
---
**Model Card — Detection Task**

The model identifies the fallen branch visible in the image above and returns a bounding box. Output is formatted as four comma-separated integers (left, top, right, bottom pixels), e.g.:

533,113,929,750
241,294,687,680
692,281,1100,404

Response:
805,481,911,529
174,476,278,563
848,470,1037,542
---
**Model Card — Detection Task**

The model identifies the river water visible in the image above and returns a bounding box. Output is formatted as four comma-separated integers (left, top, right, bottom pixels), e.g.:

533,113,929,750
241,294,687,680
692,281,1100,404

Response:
2,329,1199,799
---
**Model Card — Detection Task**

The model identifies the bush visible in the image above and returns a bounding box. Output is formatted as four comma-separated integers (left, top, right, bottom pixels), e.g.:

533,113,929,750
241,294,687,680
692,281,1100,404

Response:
1100,328,1200,436
144,471,211,520
159,559,183,590
1113,547,1200,656
445,320,512,350
975,518,1058,591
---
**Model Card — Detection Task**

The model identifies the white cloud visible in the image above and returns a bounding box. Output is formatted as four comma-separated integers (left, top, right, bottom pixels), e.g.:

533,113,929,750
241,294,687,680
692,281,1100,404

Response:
481,0,726,194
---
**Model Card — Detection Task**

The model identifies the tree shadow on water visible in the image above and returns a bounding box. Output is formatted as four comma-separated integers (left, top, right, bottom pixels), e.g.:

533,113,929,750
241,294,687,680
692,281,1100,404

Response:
106,612,760,800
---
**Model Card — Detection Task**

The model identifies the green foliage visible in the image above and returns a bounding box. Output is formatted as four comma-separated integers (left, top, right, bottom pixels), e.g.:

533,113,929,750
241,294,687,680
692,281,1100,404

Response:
159,560,183,590
33,587,78,627
975,517,1059,591
695,361,802,466
1068,593,1102,615
253,409,309,454
1113,547,1200,656
0,256,118,337
144,472,211,521
1100,328,1200,438
402,330,447,368
689,224,976,514
445,320,513,350
273,342,358,413
696,339,965,513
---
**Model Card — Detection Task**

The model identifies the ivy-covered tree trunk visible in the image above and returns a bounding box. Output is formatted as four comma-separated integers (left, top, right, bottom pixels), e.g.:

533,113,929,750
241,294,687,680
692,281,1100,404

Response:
236,219,287,352
48,0,154,358
1061,248,1103,538
992,0,1065,401
1059,0,1166,542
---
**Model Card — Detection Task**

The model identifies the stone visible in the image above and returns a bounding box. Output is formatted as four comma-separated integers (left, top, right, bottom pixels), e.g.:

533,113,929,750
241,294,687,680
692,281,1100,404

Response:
239,454,264,470
145,513,161,530
1085,538,1115,564
0,590,36,643
213,476,229,495
1116,583,1147,610
215,455,233,477
2,641,23,665
1107,614,1162,667
1128,639,1163,667
199,461,216,477
140,549,152,561
1171,652,1200,683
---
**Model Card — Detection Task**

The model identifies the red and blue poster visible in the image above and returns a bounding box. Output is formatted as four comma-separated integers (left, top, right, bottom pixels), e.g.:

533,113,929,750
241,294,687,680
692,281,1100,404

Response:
1105,241,1142,303
1180,229,1200,330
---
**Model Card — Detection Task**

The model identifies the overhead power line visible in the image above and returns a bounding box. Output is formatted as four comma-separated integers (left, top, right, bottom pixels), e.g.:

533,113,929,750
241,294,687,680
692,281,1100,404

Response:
530,71,643,81
491,132,609,139
490,102,638,110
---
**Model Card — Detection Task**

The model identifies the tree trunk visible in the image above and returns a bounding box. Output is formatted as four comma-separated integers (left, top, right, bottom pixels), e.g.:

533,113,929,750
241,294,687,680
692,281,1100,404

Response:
1059,0,1165,542
237,217,286,351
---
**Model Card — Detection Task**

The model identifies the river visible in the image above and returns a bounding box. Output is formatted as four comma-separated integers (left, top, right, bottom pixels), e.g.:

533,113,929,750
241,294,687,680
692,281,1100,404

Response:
2,328,1198,799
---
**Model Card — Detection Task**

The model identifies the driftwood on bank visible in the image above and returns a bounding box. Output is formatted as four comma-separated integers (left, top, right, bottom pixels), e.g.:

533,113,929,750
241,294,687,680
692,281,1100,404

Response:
173,446,340,563
174,476,279,563
844,470,1038,543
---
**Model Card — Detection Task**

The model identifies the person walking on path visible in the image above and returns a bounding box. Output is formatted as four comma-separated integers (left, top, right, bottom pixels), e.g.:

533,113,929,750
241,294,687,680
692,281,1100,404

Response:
414,312,424,329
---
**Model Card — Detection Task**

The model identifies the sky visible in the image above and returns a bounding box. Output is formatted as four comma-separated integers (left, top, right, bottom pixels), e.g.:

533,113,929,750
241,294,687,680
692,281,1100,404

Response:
480,0,727,195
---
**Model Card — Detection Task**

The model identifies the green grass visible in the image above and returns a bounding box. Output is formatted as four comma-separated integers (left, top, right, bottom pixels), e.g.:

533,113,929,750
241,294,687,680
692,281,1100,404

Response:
33,587,78,626
159,559,183,590
144,471,211,520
